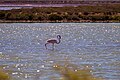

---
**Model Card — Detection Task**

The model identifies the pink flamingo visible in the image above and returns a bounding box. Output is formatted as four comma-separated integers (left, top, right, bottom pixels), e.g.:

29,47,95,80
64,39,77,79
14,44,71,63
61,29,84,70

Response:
45,35,61,50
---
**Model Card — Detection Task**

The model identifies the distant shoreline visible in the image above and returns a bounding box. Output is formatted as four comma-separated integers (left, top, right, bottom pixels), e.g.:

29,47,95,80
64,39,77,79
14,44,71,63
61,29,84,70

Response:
0,4,83,10
0,5,120,22
0,0,120,10
0,20,119,23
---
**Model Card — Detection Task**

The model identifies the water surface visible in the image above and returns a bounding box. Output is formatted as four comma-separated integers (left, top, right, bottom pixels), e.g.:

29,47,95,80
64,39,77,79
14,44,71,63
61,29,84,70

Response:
0,23,120,80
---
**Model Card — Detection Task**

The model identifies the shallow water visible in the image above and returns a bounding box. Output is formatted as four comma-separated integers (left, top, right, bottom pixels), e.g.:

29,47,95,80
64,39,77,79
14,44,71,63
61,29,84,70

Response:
0,4,81,10
0,23,120,80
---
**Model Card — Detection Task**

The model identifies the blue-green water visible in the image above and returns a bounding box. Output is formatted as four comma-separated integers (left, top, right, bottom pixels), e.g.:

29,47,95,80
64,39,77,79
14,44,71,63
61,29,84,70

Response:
0,23,120,80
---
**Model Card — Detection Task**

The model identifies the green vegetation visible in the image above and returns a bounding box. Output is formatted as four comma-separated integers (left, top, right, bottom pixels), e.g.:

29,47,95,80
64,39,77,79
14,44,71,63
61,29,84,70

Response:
0,68,11,80
53,64,102,80
0,4,120,22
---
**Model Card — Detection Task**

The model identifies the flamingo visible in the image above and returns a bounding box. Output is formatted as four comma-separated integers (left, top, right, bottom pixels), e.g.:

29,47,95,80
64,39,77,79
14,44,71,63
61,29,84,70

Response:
45,35,61,50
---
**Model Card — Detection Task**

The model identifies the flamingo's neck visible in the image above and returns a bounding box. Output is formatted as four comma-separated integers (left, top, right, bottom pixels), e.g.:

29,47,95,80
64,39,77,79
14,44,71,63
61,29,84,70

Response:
57,38,61,44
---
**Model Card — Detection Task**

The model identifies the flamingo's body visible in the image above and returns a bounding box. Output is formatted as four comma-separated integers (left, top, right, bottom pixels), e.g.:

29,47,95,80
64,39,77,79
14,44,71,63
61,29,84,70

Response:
45,35,61,50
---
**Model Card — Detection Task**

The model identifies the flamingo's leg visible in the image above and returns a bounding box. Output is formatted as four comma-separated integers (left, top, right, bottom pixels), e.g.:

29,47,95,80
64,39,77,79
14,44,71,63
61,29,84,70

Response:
45,43,49,49
52,43,54,50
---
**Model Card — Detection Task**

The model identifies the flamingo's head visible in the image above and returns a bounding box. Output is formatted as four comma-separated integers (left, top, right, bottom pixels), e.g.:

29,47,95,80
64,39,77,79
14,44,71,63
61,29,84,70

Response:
57,35,61,39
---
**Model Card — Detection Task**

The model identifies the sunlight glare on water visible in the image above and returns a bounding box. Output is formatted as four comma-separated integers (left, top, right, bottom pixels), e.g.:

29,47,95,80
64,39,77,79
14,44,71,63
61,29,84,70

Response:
0,23,120,80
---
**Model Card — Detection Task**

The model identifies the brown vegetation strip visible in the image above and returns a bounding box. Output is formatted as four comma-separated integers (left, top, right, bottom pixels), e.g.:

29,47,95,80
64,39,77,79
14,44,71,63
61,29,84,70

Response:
0,4,120,22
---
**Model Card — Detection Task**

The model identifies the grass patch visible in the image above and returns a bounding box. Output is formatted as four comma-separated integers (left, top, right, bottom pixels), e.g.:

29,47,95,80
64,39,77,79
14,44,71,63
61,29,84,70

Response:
53,64,102,80
0,68,11,80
